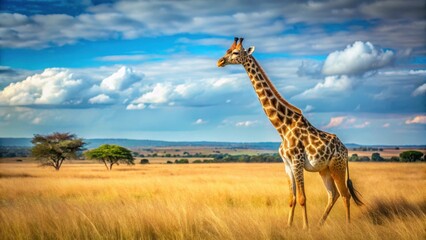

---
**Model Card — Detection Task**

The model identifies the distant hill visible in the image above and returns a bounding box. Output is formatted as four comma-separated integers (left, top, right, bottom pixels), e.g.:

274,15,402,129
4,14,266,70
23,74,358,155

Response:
0,138,281,150
0,138,424,150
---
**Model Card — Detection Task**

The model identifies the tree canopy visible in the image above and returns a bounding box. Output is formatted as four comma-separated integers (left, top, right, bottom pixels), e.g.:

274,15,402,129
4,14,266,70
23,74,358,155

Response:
31,132,85,170
399,151,424,162
84,144,134,170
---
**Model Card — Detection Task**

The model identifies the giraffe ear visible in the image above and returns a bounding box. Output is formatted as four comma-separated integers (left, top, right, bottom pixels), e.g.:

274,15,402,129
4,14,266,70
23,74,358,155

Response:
246,46,255,55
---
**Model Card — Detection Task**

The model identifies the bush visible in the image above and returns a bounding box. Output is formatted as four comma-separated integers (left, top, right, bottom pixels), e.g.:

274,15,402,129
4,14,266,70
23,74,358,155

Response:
166,161,173,164
349,154,359,162
175,159,189,164
399,151,424,162
193,160,202,163
140,159,150,164
390,156,400,162
371,152,384,162
359,156,370,162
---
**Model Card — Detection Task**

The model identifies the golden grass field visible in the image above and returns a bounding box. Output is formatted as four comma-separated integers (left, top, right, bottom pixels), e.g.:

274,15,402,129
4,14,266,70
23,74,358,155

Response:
0,162,425,240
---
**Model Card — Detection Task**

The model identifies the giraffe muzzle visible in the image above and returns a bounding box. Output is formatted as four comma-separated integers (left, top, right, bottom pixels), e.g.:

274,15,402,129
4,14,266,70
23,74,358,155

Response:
217,58,226,67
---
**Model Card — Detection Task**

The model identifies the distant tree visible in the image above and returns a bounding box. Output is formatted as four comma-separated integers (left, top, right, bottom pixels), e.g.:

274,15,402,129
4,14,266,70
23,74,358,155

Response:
175,159,189,164
390,156,400,162
140,159,150,164
359,156,370,162
132,152,139,157
371,152,384,162
349,154,359,162
84,144,134,170
399,151,424,162
31,132,85,171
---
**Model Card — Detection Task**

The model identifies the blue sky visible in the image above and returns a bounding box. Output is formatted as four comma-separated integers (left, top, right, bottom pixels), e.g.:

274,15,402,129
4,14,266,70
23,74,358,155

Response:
0,0,425,145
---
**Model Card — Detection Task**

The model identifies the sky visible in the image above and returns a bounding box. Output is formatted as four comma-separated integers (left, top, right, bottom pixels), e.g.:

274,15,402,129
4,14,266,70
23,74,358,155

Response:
0,0,425,145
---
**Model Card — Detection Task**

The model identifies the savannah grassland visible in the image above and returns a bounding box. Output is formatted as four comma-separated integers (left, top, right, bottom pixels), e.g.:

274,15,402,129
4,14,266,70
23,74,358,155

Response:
0,162,425,240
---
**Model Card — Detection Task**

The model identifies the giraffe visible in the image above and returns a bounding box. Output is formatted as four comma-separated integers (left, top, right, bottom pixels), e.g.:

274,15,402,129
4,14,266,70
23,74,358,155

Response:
217,37,363,229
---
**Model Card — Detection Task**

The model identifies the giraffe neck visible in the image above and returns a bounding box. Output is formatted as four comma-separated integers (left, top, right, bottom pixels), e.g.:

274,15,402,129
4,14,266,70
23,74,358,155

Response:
243,56,302,137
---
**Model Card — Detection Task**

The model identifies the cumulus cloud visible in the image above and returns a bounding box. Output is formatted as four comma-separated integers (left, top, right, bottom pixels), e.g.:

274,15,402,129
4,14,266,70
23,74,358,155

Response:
412,83,426,96
88,94,113,104
294,75,353,99
0,66,145,108
126,75,243,110
405,115,426,125
0,68,84,105
322,41,394,76
100,66,141,91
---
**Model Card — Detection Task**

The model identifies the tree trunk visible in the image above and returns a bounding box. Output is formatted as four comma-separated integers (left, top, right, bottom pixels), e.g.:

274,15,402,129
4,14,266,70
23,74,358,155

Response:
102,160,109,170
109,163,114,170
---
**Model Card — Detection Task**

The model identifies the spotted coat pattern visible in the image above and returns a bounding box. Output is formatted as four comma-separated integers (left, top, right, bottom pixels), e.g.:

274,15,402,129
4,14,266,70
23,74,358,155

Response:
217,38,356,228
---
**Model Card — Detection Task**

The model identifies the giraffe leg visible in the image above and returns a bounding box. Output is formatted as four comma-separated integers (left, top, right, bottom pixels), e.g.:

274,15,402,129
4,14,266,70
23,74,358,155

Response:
318,168,339,226
292,161,308,229
284,163,296,227
330,160,351,224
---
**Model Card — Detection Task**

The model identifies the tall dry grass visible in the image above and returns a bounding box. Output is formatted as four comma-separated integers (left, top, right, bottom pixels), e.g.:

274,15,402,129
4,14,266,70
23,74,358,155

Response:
0,162,425,239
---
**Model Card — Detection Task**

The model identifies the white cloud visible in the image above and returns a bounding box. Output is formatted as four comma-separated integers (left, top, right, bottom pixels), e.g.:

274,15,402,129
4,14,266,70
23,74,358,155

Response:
100,66,140,91
126,103,146,110
133,83,173,105
354,121,370,129
0,68,83,105
322,41,394,76
194,118,207,125
412,83,426,96
405,115,426,125
294,75,353,99
324,116,371,129
324,116,346,129
235,120,257,127
383,123,390,128
89,94,113,104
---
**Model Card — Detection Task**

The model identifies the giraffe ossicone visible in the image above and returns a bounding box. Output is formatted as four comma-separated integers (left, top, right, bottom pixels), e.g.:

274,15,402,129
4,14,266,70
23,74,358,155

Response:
217,37,363,229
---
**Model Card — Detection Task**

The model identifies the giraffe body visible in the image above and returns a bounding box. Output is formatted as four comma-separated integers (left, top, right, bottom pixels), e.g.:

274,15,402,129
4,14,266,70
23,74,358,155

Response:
218,38,363,228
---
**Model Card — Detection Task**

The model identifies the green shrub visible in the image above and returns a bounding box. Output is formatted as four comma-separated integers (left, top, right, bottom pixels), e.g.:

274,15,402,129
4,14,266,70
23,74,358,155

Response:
399,151,424,162
140,159,150,164
349,154,359,161
175,159,189,164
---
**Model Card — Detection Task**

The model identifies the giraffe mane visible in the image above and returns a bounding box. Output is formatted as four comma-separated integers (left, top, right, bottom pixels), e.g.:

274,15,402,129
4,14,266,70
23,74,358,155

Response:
251,57,302,115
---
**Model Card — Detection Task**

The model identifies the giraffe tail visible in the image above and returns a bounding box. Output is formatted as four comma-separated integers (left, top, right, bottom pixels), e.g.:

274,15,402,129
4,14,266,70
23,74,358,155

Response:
346,159,364,206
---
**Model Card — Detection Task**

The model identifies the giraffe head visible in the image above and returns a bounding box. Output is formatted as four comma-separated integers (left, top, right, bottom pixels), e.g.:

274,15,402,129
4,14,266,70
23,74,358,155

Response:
217,37,255,67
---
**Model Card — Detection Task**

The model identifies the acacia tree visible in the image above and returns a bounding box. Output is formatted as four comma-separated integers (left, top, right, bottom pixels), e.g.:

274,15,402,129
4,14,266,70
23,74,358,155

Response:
84,144,134,170
31,132,85,171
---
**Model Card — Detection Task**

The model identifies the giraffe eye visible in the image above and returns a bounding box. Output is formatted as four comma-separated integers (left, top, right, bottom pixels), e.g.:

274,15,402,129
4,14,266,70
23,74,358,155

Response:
232,52,239,55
